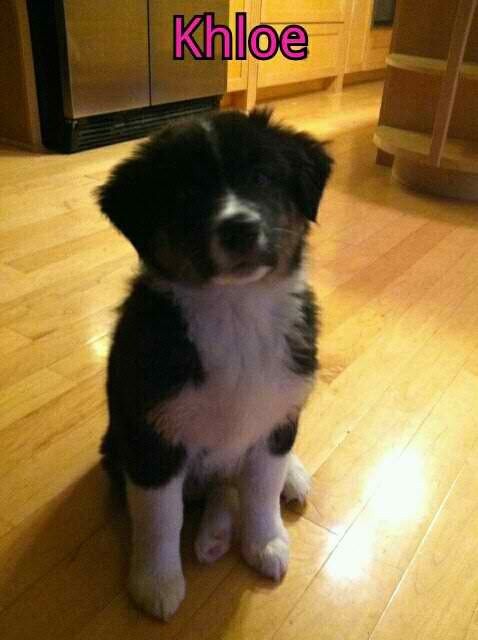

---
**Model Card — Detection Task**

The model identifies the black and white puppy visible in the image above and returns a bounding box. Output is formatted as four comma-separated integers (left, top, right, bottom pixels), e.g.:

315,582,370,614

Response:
98,109,332,620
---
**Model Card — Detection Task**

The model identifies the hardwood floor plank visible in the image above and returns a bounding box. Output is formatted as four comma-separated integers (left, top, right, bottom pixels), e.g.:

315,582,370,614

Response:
294,234,478,478
0,513,128,640
273,552,401,640
0,138,137,187
0,307,115,388
0,327,30,353
0,406,104,526
0,209,108,264
0,371,105,481
50,336,111,382
0,177,97,233
0,464,109,612
9,229,123,274
173,515,336,640
0,240,133,305
0,368,74,432
369,463,478,640
321,219,454,335
318,225,478,383
299,277,478,533
74,551,238,640
0,257,133,326
276,347,478,640
0,519,11,540
11,280,125,340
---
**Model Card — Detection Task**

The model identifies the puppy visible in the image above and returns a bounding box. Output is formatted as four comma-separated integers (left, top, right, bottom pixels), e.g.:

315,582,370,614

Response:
98,109,332,620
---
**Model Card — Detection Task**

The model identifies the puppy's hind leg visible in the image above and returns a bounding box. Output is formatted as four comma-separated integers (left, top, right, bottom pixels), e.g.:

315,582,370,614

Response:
195,484,238,564
282,453,311,506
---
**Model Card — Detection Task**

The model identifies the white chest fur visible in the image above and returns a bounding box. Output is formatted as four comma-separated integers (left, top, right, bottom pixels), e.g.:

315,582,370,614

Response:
156,274,313,469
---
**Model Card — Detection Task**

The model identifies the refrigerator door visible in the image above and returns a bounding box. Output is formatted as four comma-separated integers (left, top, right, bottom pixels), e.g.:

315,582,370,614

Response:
59,0,150,118
149,1,228,105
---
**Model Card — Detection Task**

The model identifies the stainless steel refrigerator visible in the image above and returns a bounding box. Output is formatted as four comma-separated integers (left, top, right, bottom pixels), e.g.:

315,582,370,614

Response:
28,1,228,152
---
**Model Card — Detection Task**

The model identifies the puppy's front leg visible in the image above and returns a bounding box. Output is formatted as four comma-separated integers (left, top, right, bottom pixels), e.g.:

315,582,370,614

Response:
127,475,185,620
240,421,297,581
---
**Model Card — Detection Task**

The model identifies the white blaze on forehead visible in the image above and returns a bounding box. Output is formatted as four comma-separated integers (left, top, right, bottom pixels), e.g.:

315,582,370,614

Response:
200,119,214,135
216,192,261,225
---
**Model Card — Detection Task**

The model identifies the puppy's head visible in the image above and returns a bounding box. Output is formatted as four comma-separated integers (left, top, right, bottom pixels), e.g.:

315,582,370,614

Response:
98,109,332,285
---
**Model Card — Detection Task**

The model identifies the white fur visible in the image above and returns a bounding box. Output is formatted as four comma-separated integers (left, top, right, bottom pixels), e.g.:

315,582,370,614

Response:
155,271,313,473
127,477,186,620
195,484,237,564
245,536,290,581
216,192,262,225
129,570,185,621
240,442,290,580
283,453,312,505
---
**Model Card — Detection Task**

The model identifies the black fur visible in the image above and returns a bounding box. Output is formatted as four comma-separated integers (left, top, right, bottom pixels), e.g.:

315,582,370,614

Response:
98,109,333,283
268,418,298,456
286,287,319,376
102,277,203,489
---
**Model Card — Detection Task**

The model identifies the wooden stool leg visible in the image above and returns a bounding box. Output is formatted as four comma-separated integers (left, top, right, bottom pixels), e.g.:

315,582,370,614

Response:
376,149,394,167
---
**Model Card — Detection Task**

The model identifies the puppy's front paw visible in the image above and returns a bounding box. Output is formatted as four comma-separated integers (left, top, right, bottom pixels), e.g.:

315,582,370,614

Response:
242,530,290,581
129,569,185,620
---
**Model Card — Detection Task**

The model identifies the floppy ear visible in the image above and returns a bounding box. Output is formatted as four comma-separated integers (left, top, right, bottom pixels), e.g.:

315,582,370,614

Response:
291,132,333,222
248,107,273,127
97,151,155,256
249,109,332,221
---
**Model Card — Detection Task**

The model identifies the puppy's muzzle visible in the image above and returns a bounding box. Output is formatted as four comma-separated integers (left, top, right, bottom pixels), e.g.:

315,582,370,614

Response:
214,213,277,275
216,214,261,255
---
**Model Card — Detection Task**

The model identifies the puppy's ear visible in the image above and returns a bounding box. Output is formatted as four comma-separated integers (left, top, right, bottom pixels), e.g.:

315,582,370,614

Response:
97,152,154,255
248,107,273,127
291,132,333,222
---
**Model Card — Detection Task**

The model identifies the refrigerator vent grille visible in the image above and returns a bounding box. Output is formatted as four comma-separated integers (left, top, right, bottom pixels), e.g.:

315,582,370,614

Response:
67,97,220,153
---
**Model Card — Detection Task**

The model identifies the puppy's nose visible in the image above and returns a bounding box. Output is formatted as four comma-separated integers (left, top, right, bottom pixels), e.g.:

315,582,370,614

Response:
216,214,261,254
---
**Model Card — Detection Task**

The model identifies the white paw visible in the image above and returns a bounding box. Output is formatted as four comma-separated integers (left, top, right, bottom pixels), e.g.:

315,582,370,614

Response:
195,526,232,564
129,569,185,621
195,486,236,564
243,535,290,581
282,454,311,505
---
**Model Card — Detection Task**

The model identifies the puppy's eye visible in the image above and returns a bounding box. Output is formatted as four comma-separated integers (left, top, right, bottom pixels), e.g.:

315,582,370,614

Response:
254,172,272,187
178,185,200,202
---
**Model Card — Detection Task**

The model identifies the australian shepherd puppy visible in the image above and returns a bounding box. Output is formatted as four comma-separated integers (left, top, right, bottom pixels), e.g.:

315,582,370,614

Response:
98,109,332,620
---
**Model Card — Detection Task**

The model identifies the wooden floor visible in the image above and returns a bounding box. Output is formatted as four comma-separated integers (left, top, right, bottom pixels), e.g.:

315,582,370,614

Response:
1,81,478,639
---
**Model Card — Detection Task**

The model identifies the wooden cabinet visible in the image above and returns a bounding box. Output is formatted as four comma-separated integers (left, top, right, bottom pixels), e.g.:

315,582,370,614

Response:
227,0,251,92
365,26,393,69
223,0,393,106
258,0,348,90
260,0,345,24
346,0,372,72
227,0,348,98
258,23,342,87
346,0,392,73
0,0,41,149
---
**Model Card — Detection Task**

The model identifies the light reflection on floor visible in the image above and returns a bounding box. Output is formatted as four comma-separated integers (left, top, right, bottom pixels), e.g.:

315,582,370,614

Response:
90,335,111,359
325,448,426,582
370,449,426,525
